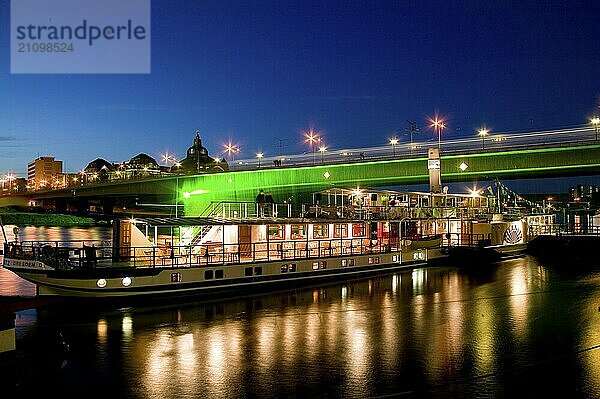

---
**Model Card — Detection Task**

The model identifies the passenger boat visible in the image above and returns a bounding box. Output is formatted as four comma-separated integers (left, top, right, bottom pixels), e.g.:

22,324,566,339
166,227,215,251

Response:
1,207,446,299
1,183,554,299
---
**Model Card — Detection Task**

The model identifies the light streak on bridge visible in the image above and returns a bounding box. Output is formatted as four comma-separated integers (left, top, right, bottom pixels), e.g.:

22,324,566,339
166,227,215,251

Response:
230,125,597,169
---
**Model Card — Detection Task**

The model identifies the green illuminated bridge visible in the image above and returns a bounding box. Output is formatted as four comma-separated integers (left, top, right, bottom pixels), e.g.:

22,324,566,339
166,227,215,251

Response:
29,140,600,216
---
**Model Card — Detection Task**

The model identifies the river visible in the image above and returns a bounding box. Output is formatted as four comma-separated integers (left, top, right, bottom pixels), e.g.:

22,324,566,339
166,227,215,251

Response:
1,226,599,398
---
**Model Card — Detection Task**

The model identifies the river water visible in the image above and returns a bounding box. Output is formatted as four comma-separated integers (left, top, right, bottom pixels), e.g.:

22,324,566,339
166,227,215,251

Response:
1,226,600,398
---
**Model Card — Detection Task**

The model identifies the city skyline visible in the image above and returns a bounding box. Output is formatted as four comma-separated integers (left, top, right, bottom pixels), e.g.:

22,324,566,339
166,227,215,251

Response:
1,1,599,179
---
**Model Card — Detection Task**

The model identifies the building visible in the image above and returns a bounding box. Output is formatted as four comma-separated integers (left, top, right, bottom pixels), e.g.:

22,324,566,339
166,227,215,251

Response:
172,130,229,174
27,156,63,190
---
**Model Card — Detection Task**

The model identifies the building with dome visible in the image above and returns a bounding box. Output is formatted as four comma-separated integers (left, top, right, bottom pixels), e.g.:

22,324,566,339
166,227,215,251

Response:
172,130,228,174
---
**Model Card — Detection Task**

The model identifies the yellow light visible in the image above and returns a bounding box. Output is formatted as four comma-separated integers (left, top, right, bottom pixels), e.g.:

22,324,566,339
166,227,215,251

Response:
591,117,600,125
318,146,327,153
389,138,399,145
478,128,489,137
256,152,264,159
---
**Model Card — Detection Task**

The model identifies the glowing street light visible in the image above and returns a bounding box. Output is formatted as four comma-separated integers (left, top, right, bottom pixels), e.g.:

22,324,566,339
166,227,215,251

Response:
256,152,264,168
478,128,489,150
389,138,399,157
318,145,327,163
223,142,240,161
430,117,446,149
161,152,176,166
304,130,321,164
591,117,600,141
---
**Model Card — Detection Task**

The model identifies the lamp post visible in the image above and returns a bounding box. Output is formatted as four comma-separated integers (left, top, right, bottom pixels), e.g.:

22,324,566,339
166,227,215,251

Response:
478,128,489,150
431,118,445,149
305,130,320,165
389,138,399,157
318,145,327,164
223,142,240,161
256,152,264,168
591,117,600,141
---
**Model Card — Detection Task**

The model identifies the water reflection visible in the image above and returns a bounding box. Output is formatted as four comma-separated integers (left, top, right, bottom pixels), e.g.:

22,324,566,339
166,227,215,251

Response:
4,255,600,397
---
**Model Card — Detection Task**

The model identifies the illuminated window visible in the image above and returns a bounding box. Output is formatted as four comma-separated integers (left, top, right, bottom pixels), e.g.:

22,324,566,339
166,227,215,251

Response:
288,264,296,272
334,223,348,238
352,223,366,237
291,224,307,240
170,273,181,282
320,261,327,269
312,262,319,270
313,224,328,239
341,259,347,267
281,264,288,273
268,225,285,240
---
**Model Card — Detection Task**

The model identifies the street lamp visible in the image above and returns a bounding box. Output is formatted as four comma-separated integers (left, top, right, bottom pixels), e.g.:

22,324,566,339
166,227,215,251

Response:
304,130,320,165
430,117,446,149
223,142,240,161
318,145,327,163
256,152,264,168
591,117,600,141
389,138,399,157
478,128,489,150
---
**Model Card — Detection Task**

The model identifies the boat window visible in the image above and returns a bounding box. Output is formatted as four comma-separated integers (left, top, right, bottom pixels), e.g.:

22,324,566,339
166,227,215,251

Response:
374,257,380,264
280,265,288,273
352,223,366,237
320,261,327,269
245,267,253,277
171,272,181,282
341,259,347,267
205,270,214,280
254,266,262,276
333,223,348,238
215,270,224,279
313,224,328,239
312,262,319,270
291,224,307,240
288,263,296,272
268,225,285,240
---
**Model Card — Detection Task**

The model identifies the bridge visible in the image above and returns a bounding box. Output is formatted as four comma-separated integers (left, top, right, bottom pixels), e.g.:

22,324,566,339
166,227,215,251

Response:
19,125,600,216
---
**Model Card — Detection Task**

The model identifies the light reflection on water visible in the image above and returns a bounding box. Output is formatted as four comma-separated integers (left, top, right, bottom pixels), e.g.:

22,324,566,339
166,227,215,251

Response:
1,226,600,397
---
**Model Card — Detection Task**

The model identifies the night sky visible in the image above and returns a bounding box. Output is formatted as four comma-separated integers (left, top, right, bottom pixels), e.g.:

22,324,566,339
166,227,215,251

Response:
1,0,599,189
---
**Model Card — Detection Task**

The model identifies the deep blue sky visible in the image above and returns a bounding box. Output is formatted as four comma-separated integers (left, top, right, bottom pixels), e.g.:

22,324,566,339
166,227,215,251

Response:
1,0,599,189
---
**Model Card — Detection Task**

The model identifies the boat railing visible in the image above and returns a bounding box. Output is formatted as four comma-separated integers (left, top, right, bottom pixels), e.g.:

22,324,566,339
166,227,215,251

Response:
203,201,294,219
442,233,490,247
3,236,406,270
530,223,600,236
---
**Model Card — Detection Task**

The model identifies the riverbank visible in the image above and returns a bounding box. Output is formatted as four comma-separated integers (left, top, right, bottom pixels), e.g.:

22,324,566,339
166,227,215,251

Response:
0,207,104,227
